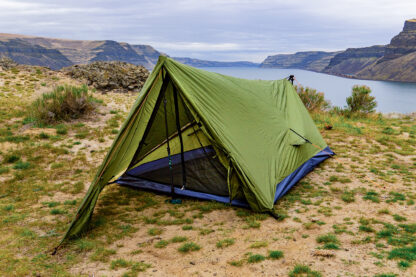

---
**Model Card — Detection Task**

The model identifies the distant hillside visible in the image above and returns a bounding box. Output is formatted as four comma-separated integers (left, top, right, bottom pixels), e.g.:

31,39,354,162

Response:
173,57,259,67
0,33,163,69
260,51,340,72
0,38,73,70
323,45,385,76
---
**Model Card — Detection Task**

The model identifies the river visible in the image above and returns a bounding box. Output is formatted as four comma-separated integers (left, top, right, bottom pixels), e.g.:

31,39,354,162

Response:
200,67,416,113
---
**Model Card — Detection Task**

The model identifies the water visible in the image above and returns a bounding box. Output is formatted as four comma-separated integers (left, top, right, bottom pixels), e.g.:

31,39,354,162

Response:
200,67,416,113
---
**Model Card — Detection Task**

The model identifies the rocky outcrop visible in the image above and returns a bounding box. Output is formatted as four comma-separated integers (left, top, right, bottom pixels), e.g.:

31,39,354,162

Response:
0,38,73,70
260,51,340,72
173,57,259,67
62,61,149,92
324,45,385,75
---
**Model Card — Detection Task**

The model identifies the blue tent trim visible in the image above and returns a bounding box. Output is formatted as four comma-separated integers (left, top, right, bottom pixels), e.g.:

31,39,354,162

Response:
126,146,215,176
116,146,334,208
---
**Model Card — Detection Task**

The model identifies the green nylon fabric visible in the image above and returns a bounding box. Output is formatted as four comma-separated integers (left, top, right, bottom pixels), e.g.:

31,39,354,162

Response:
163,58,326,210
60,56,327,245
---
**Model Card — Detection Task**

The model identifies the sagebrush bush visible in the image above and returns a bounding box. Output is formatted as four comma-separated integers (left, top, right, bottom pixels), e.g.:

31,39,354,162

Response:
346,85,377,115
295,85,330,112
30,85,98,124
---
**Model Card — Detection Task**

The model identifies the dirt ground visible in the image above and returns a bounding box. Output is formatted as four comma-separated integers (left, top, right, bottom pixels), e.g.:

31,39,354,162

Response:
0,65,415,277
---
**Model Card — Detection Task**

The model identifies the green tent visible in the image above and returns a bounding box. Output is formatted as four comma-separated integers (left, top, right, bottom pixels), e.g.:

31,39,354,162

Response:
58,56,333,246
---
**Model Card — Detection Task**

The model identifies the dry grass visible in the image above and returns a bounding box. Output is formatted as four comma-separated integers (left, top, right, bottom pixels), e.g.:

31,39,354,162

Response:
0,65,415,276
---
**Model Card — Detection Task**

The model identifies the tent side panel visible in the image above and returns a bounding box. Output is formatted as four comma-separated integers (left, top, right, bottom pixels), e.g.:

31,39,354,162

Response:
59,58,166,244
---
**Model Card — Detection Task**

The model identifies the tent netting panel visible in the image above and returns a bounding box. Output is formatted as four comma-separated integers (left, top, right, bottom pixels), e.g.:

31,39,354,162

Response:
120,78,229,196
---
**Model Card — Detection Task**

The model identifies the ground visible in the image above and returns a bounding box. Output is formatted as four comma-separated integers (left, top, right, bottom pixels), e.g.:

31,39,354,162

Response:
0,65,415,277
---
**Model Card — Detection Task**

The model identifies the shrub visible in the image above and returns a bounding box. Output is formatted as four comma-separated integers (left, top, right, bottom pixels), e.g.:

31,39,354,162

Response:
346,85,377,115
30,85,98,124
295,85,330,112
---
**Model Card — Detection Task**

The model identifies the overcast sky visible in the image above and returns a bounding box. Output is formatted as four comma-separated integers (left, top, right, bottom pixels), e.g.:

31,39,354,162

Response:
0,0,415,62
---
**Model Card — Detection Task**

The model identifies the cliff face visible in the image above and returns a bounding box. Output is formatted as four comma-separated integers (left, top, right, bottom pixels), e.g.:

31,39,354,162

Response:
259,19,416,82
324,45,385,75
378,20,416,63
356,20,416,82
0,39,73,70
260,51,340,72
0,34,163,69
90,41,150,66
173,57,258,67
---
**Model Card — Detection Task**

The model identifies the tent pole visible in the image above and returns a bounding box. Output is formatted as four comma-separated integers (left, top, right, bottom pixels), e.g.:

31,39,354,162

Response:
173,84,187,190
163,94,174,197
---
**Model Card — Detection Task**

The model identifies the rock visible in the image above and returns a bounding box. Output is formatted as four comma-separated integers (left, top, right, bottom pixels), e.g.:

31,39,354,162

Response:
0,56,18,70
61,61,149,92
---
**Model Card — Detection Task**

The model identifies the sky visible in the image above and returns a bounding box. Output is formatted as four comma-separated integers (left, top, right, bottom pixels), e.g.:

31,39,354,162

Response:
0,0,415,62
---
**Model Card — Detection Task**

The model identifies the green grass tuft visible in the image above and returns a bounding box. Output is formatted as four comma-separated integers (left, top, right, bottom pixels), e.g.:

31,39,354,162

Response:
178,242,201,253
289,264,322,277
171,236,187,243
268,250,284,259
154,240,169,248
247,254,266,263
216,238,235,248
13,161,30,170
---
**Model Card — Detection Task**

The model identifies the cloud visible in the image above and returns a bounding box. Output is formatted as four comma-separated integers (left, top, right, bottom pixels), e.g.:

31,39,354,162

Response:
0,0,414,61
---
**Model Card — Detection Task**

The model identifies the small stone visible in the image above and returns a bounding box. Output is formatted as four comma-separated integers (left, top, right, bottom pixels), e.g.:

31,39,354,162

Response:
190,261,195,265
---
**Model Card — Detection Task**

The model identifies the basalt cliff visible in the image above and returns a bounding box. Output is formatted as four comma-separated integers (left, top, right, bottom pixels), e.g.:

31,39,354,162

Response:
261,19,416,82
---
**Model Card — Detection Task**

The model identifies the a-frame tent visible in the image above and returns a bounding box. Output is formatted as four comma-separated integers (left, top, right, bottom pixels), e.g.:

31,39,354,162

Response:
58,56,333,246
